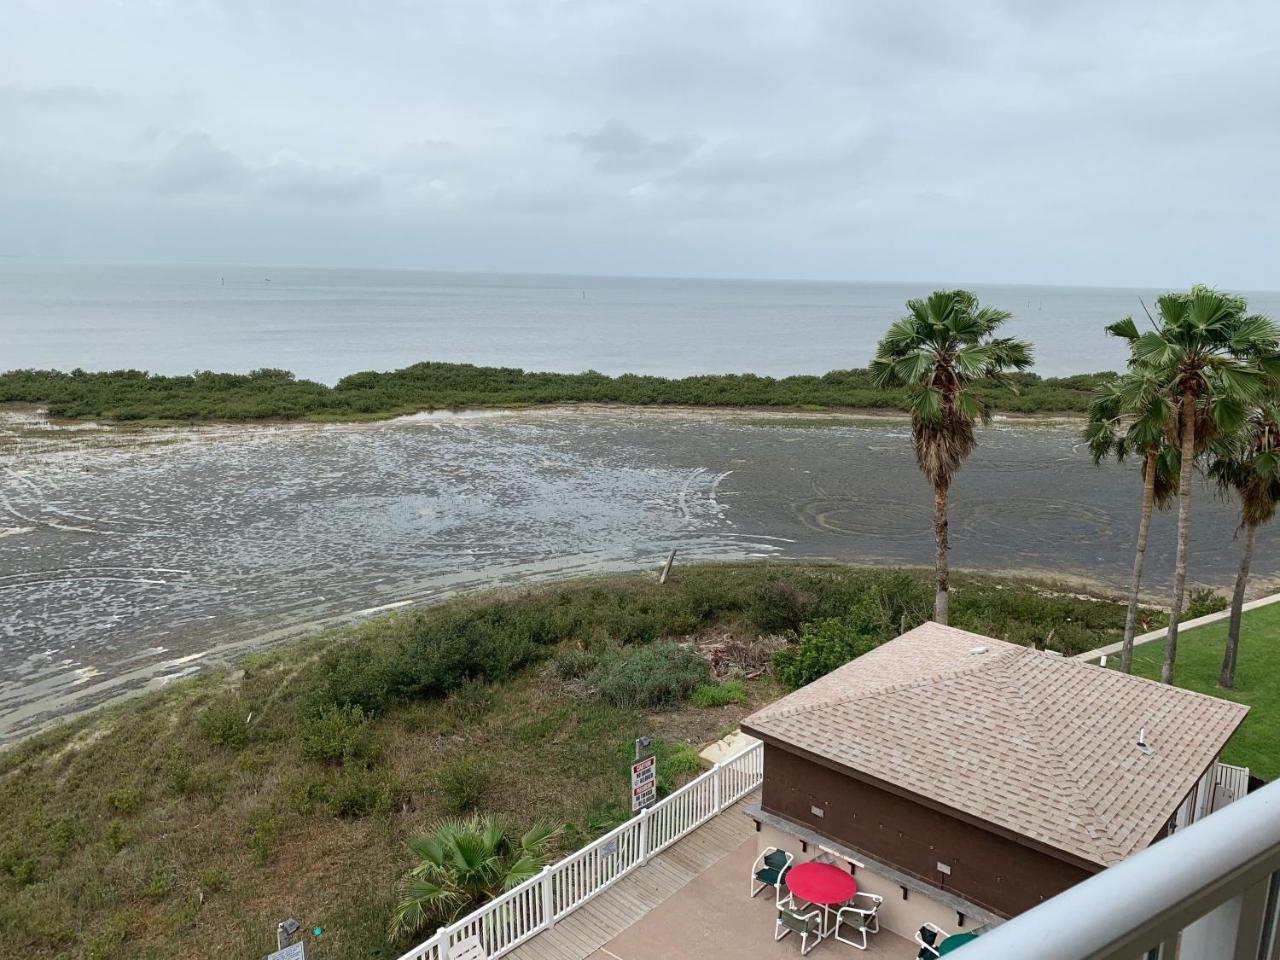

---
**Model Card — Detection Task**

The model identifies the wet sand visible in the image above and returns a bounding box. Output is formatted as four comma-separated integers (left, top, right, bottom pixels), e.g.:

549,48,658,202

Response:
0,405,1265,743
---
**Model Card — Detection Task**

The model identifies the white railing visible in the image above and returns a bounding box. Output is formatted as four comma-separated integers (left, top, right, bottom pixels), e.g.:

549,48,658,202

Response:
395,741,764,960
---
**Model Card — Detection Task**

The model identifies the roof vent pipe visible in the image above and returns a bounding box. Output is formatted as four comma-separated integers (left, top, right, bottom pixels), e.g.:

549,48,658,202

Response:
1137,728,1153,755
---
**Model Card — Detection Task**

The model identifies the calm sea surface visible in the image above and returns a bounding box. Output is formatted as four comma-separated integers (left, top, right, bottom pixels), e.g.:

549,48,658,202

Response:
6,259,1279,381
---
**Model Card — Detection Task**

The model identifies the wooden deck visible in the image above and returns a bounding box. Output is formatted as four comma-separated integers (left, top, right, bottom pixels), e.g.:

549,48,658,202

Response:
507,795,914,960
508,797,757,960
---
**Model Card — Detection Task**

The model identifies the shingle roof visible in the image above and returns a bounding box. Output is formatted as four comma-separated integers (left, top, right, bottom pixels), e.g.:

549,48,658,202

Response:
742,622,1249,868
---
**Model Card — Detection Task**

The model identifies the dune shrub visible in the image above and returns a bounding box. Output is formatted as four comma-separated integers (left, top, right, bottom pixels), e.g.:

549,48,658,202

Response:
589,644,709,708
299,704,379,767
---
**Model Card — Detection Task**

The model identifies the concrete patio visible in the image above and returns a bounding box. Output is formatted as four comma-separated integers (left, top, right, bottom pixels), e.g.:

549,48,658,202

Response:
507,797,915,960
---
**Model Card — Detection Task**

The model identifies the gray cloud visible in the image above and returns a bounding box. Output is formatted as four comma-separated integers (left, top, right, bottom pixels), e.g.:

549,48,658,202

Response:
143,134,378,202
257,152,380,201
1,0,1278,287
0,82,121,111
567,119,702,172
150,133,249,195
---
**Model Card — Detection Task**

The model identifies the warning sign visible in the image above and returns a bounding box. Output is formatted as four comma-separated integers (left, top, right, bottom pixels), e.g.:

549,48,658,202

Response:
631,754,657,811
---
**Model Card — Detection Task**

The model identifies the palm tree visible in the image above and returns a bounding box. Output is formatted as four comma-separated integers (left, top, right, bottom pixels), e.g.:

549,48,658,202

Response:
1207,402,1280,689
390,814,562,941
1084,359,1178,673
1117,287,1278,683
870,290,1033,624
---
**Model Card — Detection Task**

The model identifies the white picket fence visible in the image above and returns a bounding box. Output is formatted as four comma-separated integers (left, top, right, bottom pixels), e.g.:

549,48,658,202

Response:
395,741,765,960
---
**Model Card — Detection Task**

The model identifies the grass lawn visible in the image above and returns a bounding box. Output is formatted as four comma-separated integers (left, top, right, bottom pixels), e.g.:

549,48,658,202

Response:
1128,601,1280,781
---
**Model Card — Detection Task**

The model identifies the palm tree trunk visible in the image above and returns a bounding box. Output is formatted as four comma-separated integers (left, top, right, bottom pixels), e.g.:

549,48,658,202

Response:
1220,521,1255,690
933,479,950,624
1163,394,1196,685
1120,450,1158,674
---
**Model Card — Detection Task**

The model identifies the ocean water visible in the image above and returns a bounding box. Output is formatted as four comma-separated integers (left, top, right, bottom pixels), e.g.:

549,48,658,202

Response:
0,406,1267,741
6,258,1278,382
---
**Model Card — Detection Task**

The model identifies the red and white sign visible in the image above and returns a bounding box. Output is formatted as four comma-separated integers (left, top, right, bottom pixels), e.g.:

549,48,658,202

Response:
631,755,657,811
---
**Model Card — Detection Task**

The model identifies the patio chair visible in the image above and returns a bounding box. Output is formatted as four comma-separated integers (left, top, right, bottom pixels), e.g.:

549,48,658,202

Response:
451,935,489,960
914,922,948,959
775,906,824,956
834,892,883,950
750,846,794,906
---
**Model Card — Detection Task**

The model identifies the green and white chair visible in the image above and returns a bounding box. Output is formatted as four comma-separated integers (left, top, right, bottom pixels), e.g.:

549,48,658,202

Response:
914,922,948,959
775,906,824,956
750,846,795,906
834,892,883,950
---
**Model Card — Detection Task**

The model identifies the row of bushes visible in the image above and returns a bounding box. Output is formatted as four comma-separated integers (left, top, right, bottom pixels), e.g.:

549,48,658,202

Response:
0,363,1115,422
185,564,1152,801
280,565,1153,727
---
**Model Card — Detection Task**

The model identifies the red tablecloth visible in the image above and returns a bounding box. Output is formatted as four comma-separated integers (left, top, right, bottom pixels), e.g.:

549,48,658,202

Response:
785,862,857,905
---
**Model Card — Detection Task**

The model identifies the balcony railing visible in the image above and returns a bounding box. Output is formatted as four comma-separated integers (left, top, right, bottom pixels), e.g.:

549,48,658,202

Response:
394,741,764,960
952,777,1280,960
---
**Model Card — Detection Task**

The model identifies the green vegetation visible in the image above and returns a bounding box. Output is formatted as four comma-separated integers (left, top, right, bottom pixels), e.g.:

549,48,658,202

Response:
868,290,1034,623
1085,344,1181,672
0,563,1156,960
773,616,885,689
0,363,1114,424
691,679,747,708
435,759,493,814
390,816,562,939
298,705,379,767
1186,588,1229,620
588,643,710,708
1106,288,1279,683
1205,403,1280,687
1127,601,1280,780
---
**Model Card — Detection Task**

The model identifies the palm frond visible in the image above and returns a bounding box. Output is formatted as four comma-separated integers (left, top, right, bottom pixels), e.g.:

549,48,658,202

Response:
1229,314,1280,355
1132,331,1182,369
1106,317,1141,342
952,344,995,380
893,349,938,386
867,355,900,388
518,822,563,853
910,385,944,426
390,875,466,940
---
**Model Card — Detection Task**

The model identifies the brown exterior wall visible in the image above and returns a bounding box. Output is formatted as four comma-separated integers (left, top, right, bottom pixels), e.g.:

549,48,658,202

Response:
759,743,1096,918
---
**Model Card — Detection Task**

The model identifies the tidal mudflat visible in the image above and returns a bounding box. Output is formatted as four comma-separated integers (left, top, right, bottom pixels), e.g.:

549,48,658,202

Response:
0,405,1262,742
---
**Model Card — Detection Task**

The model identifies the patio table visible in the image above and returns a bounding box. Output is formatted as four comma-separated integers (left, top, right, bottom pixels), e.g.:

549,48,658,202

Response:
785,861,857,936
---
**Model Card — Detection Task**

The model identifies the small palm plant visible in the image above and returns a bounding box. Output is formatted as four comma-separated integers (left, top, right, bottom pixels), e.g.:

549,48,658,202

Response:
1207,402,1280,689
870,290,1033,624
1084,345,1179,673
1115,287,1279,682
390,814,563,942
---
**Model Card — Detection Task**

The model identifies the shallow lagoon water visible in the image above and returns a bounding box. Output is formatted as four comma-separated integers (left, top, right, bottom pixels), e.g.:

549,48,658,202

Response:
0,407,1266,741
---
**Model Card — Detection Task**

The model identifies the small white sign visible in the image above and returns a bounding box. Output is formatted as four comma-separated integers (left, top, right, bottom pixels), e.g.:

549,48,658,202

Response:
267,944,305,960
631,755,657,811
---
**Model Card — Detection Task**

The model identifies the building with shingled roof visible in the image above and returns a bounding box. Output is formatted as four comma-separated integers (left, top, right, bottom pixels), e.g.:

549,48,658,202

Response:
740,621,1250,940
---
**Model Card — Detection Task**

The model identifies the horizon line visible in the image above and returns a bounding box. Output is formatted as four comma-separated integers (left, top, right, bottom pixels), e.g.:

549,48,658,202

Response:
2,252,1276,297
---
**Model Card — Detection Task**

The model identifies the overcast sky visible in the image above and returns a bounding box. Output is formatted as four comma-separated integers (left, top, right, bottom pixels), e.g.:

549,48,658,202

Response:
2,0,1278,287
